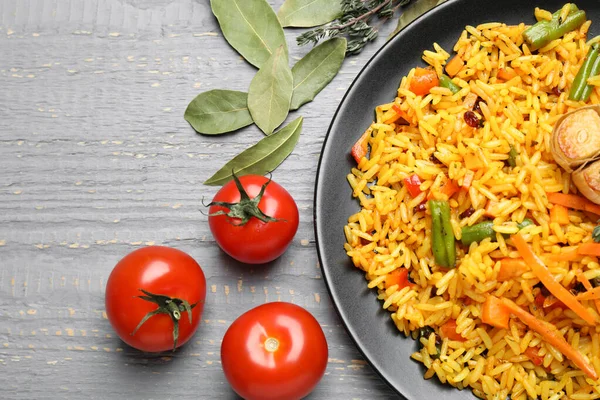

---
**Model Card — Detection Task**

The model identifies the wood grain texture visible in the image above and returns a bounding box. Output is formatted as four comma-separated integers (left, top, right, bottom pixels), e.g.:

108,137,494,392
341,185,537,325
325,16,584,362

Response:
0,0,402,398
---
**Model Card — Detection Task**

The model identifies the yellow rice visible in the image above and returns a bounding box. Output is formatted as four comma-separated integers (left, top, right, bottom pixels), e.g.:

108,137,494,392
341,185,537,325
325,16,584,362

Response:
344,10,600,400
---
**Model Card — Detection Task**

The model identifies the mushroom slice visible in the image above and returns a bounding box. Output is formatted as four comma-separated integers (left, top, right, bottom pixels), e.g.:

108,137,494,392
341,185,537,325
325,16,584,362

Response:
573,159,600,205
551,105,600,172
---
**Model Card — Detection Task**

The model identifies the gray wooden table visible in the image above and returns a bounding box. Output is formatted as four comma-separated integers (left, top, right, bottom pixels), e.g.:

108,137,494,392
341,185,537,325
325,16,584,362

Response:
0,1,403,398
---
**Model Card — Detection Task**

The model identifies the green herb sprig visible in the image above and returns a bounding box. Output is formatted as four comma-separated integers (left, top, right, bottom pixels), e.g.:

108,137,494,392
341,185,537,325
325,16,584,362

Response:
297,0,412,55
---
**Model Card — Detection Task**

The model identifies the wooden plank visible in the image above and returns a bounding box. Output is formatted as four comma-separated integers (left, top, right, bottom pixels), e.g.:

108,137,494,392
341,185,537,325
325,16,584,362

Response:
0,0,401,398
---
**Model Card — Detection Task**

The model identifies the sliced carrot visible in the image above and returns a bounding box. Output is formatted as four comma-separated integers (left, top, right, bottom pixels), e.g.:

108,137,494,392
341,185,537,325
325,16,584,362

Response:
351,130,370,164
545,248,582,262
511,233,597,326
523,346,544,366
461,170,474,191
500,297,598,380
439,319,466,342
385,268,414,290
550,204,570,226
497,67,518,81
579,242,600,257
445,55,464,78
409,67,439,96
482,295,510,329
497,258,529,282
577,273,600,312
547,192,600,216
576,286,600,301
464,153,484,170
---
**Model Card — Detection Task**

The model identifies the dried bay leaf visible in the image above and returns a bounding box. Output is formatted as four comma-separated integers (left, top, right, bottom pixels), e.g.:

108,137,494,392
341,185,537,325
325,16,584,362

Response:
248,46,293,135
290,38,346,110
204,117,303,186
389,0,448,39
210,0,288,69
184,90,253,135
277,0,342,28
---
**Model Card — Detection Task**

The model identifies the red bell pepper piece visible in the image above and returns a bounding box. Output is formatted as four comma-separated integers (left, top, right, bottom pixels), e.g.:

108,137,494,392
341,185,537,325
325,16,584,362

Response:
403,174,423,198
351,130,370,163
384,268,414,290
524,346,544,366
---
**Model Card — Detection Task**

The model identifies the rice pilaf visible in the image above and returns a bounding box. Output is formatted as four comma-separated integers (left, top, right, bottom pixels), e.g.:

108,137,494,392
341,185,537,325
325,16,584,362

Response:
344,6,600,400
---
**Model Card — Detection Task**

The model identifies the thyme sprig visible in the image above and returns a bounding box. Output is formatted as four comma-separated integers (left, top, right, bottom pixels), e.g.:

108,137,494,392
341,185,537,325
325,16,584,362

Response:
297,0,412,55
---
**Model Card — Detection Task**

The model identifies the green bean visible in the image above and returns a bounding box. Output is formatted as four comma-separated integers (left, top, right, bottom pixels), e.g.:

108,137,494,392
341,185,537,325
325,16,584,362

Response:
523,5,585,51
439,74,461,94
461,221,494,246
507,145,518,168
460,218,534,246
429,200,456,268
569,44,599,101
579,50,600,101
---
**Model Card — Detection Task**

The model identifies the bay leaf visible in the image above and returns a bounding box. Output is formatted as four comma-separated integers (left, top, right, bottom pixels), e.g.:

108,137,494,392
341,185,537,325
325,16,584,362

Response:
204,117,303,186
210,0,288,69
277,0,342,28
184,90,253,135
389,0,448,40
290,37,346,110
248,46,293,135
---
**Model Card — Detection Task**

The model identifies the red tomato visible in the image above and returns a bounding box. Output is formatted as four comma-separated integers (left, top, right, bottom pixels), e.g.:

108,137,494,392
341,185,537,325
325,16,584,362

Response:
105,246,206,352
221,302,328,400
208,175,299,264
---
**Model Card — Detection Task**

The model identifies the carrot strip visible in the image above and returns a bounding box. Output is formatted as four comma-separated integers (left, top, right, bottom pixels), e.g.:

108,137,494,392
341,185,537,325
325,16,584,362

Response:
500,297,598,380
482,295,510,329
545,248,582,262
497,258,529,282
577,273,600,312
445,55,464,77
576,286,600,301
511,233,597,325
547,192,600,216
579,242,600,257
550,204,570,226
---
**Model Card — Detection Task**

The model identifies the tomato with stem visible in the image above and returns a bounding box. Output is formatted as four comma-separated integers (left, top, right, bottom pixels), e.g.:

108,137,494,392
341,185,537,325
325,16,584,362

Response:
208,174,299,264
105,246,206,352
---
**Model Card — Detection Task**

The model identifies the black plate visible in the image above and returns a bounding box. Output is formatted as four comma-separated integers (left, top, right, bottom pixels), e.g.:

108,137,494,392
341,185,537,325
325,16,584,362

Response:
314,0,600,398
